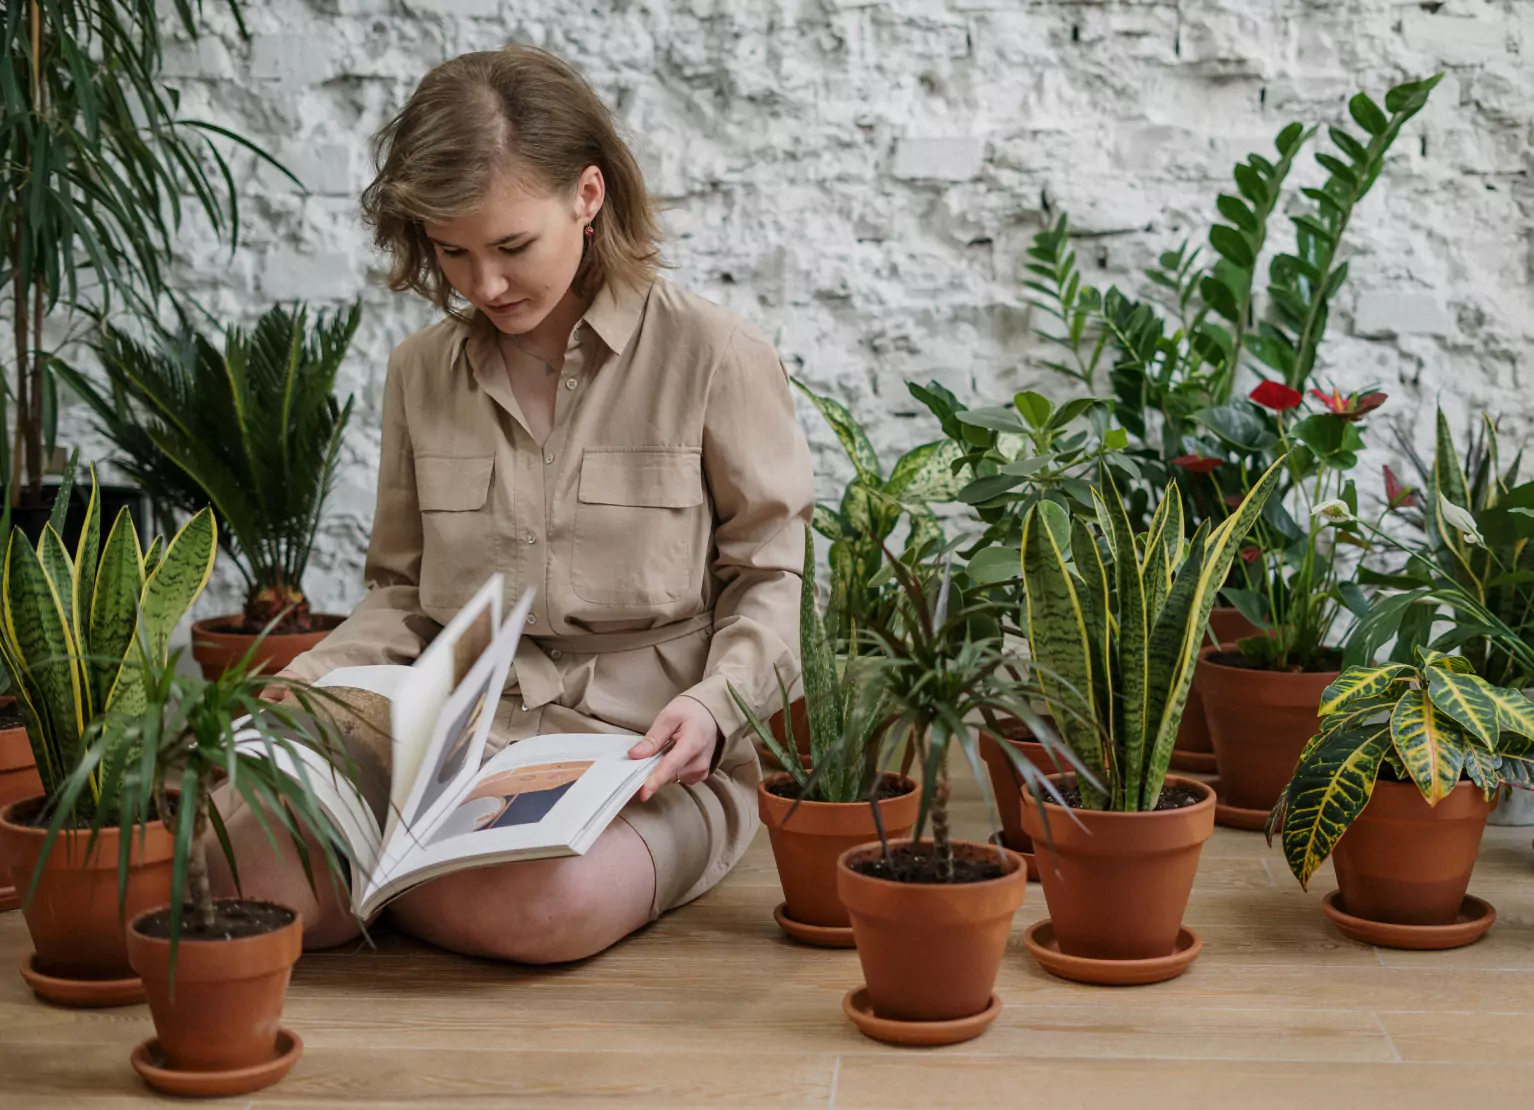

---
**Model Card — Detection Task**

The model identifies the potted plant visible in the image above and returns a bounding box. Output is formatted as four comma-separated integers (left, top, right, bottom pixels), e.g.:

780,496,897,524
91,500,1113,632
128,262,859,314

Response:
1268,650,1534,949
1017,460,1282,984
0,468,216,1005
57,301,361,679
733,537,919,947
0,679,38,913
35,630,361,1096
977,710,1067,881
835,544,1071,1046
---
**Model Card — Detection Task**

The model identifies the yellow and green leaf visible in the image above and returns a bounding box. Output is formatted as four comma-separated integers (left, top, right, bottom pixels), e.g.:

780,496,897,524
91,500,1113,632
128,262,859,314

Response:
90,508,146,711
1319,663,1412,716
3,532,87,783
1485,685,1534,740
1462,744,1501,802
1279,724,1391,888
1424,667,1501,748
1390,689,1467,804
1104,470,1149,810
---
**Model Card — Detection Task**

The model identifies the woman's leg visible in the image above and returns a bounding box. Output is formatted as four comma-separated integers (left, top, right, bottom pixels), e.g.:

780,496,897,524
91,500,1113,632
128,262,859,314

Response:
206,784,364,950
386,817,656,964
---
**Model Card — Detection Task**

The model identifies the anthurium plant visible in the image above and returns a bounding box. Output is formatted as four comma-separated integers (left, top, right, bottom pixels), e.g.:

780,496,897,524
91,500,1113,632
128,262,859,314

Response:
1020,458,1284,811
1267,649,1534,887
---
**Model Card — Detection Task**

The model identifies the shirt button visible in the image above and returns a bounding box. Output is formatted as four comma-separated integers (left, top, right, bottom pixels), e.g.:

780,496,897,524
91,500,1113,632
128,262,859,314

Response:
525,532,537,545
526,614,536,626
544,454,554,465
549,648,562,660
565,377,577,390
521,701,529,712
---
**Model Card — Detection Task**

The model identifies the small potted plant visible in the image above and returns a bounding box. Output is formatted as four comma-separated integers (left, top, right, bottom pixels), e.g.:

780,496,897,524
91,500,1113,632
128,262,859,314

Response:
1018,460,1282,984
1268,649,1534,949
0,674,38,913
835,544,1071,1046
36,633,361,1096
0,469,216,1005
57,301,361,679
733,536,919,947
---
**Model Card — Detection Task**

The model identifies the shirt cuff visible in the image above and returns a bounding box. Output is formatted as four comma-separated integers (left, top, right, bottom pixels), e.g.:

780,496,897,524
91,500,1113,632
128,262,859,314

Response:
680,676,747,774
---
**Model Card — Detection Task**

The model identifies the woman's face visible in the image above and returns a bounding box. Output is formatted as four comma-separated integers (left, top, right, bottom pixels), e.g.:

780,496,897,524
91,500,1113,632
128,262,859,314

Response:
424,165,604,335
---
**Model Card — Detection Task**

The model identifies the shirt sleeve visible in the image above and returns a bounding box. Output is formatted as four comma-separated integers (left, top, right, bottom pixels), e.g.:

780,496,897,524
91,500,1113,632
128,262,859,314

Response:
678,323,814,749
283,348,439,684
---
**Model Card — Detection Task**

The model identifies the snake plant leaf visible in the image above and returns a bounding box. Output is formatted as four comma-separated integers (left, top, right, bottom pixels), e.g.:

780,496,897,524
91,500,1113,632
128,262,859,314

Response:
1390,689,1467,804
1070,516,1114,762
36,527,80,661
74,473,102,658
1142,520,1171,625
1021,504,1106,808
0,633,55,790
1279,723,1390,888
1462,744,1501,801
793,379,882,484
4,532,86,779
143,536,166,580
1103,471,1149,809
1319,663,1413,716
90,508,146,712
1424,667,1501,749
799,535,842,784
106,508,217,716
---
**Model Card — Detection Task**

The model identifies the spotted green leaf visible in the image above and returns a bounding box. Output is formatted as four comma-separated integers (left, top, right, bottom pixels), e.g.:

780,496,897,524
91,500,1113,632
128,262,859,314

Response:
886,440,965,502
794,379,881,484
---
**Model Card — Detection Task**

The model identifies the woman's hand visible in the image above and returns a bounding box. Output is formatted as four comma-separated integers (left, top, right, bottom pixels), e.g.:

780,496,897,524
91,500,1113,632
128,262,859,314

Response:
257,668,303,704
629,695,721,802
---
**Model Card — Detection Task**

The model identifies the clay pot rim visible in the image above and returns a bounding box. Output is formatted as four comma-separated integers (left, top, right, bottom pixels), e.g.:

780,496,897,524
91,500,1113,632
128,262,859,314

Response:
191,614,346,640
0,795,175,837
1196,641,1342,681
757,771,916,812
835,836,1025,890
1020,773,1216,822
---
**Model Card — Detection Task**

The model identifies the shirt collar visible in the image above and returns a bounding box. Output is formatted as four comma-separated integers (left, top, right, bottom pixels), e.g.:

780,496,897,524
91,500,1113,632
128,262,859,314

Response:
453,278,651,374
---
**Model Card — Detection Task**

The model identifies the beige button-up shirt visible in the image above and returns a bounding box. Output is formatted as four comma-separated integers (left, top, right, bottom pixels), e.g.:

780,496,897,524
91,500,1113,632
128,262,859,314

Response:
287,277,814,914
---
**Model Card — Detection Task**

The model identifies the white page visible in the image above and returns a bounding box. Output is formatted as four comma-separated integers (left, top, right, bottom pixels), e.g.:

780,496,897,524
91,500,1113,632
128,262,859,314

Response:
312,665,410,700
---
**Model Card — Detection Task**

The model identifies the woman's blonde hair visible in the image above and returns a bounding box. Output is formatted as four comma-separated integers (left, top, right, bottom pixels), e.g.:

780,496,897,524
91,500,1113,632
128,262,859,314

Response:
361,45,663,316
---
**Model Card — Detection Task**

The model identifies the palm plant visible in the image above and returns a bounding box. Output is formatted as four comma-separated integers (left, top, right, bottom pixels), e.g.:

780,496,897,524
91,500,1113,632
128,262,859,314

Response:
0,465,216,818
3,0,291,505
1019,459,1284,810
1268,649,1534,887
56,302,360,634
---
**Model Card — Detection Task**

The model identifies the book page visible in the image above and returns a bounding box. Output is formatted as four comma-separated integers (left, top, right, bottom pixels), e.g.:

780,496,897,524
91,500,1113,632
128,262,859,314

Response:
356,733,660,917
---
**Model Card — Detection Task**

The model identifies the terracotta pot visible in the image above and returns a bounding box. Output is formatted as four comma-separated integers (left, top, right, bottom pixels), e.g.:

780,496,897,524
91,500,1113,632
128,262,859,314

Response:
977,723,1070,862
1,798,174,980
759,772,919,929
0,703,41,912
190,615,344,681
1196,643,1338,812
1171,609,1260,773
837,838,1026,1022
127,900,303,1075
1332,779,1493,926
1020,774,1215,961
764,698,812,770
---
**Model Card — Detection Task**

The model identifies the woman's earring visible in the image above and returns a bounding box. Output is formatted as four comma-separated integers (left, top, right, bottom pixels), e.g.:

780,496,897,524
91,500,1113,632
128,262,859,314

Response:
584,223,595,239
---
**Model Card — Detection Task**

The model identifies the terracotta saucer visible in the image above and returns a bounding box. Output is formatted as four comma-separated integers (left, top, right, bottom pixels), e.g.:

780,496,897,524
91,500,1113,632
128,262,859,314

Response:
1024,919,1202,985
773,902,855,948
842,986,1002,1046
1169,749,1219,773
989,831,1039,882
1321,891,1496,950
0,883,19,913
132,1028,303,1097
19,953,145,1007
1208,778,1271,831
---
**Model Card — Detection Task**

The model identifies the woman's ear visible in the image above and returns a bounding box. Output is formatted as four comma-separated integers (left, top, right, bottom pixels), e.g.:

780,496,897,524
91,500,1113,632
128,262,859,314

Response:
576,165,606,223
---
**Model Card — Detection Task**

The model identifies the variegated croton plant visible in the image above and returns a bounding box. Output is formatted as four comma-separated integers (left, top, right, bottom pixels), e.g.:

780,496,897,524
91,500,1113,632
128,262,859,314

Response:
1268,650,1534,887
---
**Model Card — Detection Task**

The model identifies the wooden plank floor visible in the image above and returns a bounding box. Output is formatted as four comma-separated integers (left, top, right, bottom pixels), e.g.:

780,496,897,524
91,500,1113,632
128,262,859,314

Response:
4,772,1534,1108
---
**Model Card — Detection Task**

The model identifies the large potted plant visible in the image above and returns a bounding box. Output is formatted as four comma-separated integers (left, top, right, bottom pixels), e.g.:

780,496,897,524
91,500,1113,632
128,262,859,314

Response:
1018,460,1282,984
733,537,919,947
35,632,361,1096
58,301,361,679
835,546,1070,1046
1268,650,1534,949
0,469,216,1005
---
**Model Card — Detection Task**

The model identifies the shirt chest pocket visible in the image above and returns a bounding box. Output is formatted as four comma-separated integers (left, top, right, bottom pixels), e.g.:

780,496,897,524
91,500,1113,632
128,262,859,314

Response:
571,448,708,606
415,454,497,609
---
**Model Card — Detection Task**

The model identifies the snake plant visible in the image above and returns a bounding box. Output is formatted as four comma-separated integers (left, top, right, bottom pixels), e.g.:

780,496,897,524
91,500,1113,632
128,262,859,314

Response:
0,465,216,816
1268,650,1534,888
1020,457,1284,811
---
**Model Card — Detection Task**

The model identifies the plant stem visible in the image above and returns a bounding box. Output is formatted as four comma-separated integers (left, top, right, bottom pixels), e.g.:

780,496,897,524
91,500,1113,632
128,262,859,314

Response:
932,760,952,882
189,784,215,934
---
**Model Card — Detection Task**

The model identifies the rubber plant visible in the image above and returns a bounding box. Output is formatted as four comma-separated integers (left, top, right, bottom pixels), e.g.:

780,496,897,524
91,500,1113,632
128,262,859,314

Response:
1267,649,1534,888
56,301,360,635
1020,459,1284,811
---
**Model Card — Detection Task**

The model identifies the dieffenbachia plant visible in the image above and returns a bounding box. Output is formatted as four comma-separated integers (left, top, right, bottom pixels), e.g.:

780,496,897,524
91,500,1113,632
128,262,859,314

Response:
1020,457,1285,811
0,466,216,816
1268,650,1534,888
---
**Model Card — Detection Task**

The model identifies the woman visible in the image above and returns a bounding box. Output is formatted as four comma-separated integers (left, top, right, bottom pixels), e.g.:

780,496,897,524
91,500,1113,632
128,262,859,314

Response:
212,44,813,963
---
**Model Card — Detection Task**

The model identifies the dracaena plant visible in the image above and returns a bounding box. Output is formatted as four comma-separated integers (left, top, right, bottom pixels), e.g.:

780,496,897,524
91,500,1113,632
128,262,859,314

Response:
794,379,964,654
1020,458,1284,811
0,465,216,818
57,301,360,635
1267,650,1534,888
730,535,890,804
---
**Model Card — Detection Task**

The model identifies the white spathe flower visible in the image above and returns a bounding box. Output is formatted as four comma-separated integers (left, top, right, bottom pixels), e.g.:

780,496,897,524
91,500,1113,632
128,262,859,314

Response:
1312,499,1354,524
1438,493,1484,547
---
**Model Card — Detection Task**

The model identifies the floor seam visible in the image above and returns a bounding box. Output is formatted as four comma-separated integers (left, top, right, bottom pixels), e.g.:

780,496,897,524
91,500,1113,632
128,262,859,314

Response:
829,1054,841,1109
1372,1011,1404,1063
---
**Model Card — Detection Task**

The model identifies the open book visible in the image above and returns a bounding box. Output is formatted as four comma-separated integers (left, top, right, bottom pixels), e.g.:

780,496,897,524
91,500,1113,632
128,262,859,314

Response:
237,575,663,920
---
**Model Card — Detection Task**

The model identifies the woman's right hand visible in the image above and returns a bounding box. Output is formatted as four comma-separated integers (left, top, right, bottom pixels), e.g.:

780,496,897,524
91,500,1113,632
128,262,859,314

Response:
258,668,303,704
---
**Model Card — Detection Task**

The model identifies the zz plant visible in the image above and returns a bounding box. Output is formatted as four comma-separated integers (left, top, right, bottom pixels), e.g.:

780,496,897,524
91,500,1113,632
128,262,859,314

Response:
1020,458,1284,811
1268,650,1534,887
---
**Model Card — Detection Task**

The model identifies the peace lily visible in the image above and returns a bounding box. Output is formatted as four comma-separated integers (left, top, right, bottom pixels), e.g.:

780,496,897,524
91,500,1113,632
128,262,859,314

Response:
1436,492,1484,547
1311,499,1354,525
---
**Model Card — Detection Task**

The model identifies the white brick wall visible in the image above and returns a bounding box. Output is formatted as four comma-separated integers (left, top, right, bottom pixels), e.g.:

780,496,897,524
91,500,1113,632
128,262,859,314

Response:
39,0,1534,624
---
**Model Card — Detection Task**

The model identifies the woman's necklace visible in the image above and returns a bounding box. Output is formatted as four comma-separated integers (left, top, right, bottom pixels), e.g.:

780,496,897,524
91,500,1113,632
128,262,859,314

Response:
503,333,559,376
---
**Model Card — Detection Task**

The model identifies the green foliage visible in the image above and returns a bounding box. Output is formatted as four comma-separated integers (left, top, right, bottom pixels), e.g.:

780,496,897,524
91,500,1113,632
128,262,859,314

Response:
0,466,216,815
2,0,293,502
1269,649,1534,888
1020,458,1285,810
57,302,360,632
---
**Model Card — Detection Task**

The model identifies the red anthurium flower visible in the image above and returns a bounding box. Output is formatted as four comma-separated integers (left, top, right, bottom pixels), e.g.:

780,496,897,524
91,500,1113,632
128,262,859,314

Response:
1240,545,1262,564
1310,386,1388,421
1224,493,1246,508
1170,454,1223,474
1384,465,1418,509
1249,380,1304,411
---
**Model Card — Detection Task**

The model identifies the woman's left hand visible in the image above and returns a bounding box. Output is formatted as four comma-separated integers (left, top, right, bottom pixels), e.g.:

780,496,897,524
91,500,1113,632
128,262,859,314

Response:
629,695,721,802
